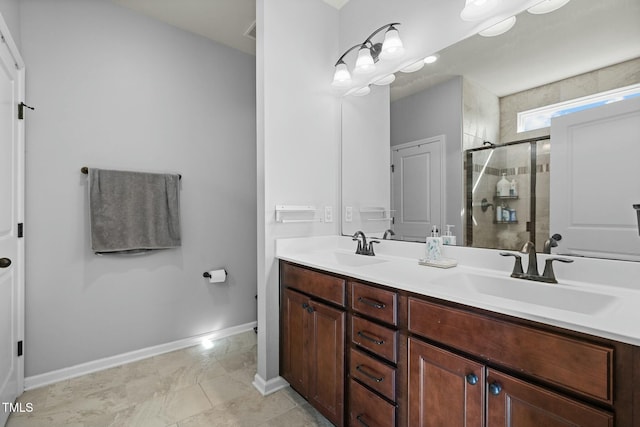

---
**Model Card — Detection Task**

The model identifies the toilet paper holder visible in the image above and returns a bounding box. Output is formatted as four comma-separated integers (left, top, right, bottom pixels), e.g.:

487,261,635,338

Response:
203,270,227,279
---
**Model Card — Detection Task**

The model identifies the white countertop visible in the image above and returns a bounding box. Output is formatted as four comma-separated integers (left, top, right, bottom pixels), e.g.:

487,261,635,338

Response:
276,236,640,347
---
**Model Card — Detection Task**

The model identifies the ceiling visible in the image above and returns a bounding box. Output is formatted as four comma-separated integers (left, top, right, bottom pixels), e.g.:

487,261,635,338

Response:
111,0,639,101
111,0,349,56
112,0,258,55
391,0,640,100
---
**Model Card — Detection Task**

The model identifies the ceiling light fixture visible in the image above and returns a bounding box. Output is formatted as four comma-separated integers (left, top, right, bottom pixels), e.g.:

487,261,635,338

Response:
373,74,396,85
460,0,499,21
400,60,425,73
332,23,405,88
423,54,439,64
479,16,517,37
527,0,571,14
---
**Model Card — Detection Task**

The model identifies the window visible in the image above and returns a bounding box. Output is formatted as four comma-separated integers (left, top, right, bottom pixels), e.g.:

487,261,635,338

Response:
517,83,640,133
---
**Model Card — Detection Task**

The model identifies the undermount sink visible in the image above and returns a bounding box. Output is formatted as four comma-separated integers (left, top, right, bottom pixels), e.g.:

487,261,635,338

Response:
431,272,617,314
321,251,389,267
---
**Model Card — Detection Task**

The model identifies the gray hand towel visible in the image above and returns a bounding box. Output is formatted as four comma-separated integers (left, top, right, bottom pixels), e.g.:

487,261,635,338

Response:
89,168,181,254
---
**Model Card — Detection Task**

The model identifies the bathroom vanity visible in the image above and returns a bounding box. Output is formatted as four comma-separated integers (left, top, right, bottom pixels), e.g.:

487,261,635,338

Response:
277,237,640,427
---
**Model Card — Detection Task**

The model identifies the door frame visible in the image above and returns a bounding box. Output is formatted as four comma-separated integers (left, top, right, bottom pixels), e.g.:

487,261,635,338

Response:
0,11,26,406
390,135,446,240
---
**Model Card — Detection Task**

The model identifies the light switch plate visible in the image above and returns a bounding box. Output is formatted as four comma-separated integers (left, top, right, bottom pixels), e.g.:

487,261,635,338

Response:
345,206,353,222
324,206,333,223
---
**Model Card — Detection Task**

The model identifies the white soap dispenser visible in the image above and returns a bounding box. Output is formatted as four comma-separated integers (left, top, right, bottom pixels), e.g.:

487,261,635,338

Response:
425,226,443,261
442,225,456,246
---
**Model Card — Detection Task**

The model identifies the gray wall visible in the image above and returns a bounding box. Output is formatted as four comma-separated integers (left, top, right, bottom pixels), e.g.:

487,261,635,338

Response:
390,76,464,238
0,0,19,49
20,0,256,376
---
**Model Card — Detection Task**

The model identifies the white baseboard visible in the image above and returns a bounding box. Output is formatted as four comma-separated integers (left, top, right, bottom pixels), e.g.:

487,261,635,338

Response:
252,373,289,396
24,321,257,391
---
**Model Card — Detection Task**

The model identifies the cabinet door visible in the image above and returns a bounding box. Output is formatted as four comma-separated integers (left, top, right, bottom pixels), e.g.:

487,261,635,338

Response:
308,300,345,427
486,370,613,427
408,338,484,427
281,288,310,397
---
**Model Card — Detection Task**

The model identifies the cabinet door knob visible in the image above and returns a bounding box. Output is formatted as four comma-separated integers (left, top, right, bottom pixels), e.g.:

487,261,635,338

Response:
302,302,309,309
0,258,11,268
489,382,502,396
465,373,478,385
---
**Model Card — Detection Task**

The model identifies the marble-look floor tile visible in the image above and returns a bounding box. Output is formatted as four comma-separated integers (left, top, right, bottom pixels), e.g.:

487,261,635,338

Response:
7,331,332,427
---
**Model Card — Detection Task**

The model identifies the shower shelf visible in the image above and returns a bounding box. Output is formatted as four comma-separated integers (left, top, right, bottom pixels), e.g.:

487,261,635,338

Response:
494,220,519,224
493,195,519,200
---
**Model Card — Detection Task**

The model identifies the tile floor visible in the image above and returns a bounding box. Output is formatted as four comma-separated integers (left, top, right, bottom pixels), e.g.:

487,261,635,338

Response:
7,331,333,427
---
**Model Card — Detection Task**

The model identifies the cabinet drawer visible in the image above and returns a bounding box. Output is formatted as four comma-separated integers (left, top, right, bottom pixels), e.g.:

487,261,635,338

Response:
349,379,396,427
352,316,398,363
350,348,396,401
408,298,613,403
351,282,397,325
281,262,346,307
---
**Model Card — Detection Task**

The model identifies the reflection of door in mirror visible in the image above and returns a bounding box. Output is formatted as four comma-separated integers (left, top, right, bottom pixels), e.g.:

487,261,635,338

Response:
551,97,640,261
391,136,443,242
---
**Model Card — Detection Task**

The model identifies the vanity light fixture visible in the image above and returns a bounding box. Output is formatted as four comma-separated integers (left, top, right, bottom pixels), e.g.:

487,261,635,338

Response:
479,16,517,37
527,0,571,15
460,0,499,21
331,23,404,88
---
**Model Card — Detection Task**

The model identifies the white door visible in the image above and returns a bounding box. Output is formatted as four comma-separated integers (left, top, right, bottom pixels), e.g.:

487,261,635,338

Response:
391,136,444,242
550,97,640,261
0,17,25,425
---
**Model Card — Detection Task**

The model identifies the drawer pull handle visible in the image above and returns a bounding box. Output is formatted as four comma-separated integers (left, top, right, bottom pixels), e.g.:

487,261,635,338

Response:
465,373,478,385
356,415,370,427
358,296,386,309
356,365,384,383
489,382,502,396
357,331,384,345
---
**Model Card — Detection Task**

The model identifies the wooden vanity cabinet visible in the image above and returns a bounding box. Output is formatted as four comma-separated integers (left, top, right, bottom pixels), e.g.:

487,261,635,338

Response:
280,263,346,427
279,261,638,427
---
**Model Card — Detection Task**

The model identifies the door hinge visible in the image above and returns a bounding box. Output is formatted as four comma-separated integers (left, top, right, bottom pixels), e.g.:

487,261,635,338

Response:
18,222,23,238
17,341,23,357
18,102,35,120
391,164,395,173
391,217,395,225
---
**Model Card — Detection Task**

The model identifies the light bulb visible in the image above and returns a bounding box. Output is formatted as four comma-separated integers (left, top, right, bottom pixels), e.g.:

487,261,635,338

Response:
380,27,404,60
331,62,352,87
354,47,375,75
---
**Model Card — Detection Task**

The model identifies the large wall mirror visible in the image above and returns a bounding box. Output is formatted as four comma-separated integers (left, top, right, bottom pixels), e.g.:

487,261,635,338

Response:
341,0,640,261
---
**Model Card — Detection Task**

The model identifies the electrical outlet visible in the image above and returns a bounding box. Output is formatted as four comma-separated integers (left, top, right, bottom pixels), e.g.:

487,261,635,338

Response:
345,206,353,222
324,206,333,223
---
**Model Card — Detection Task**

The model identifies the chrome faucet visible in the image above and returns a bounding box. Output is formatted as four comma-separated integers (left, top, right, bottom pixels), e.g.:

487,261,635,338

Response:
501,241,573,284
383,229,395,240
352,231,380,256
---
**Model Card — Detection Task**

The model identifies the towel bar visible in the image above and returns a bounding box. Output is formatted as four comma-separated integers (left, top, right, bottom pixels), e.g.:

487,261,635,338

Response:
81,166,181,180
